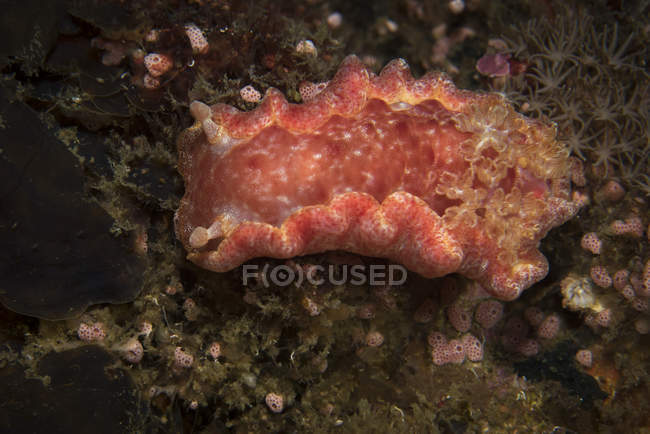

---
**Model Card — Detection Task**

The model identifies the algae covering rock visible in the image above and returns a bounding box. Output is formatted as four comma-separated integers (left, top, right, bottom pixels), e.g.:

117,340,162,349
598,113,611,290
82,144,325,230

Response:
0,85,145,319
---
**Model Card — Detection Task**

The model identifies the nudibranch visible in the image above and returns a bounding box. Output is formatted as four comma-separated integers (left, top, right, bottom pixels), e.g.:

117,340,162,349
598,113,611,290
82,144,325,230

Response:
175,55,579,300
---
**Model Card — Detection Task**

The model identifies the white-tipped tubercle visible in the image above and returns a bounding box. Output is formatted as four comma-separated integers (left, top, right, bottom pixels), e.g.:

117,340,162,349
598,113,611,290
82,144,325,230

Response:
189,220,225,248
188,100,240,151
189,100,211,122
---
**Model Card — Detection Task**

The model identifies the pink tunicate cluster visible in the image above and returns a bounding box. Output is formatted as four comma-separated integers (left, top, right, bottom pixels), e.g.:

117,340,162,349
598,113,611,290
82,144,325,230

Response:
594,308,612,327
298,81,329,102
122,338,144,363
265,392,285,413
240,85,262,103
501,310,562,356
598,180,625,202
610,216,644,237
635,318,650,334
78,322,106,342
139,320,153,337
624,216,644,237
590,265,612,288
183,297,199,321
365,331,384,347
145,29,160,42
144,53,173,77
447,303,472,332
575,349,593,368
474,299,504,329
631,297,648,312
568,157,586,187
429,331,483,365
165,283,182,295
609,220,627,235
642,259,650,296
143,74,160,90
446,339,466,364
572,190,590,208
174,347,194,368
537,314,561,339
208,341,221,359
580,232,602,255
619,284,636,301
613,269,630,291
475,53,511,77
184,23,209,54
461,333,483,362
430,336,451,365
427,331,446,348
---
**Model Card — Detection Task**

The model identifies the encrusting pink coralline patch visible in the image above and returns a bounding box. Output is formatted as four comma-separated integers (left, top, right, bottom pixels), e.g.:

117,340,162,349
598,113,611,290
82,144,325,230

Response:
175,55,580,300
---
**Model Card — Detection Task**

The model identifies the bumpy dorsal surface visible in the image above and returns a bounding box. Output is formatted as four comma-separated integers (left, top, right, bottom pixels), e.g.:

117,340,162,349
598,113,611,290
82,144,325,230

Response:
175,55,579,300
